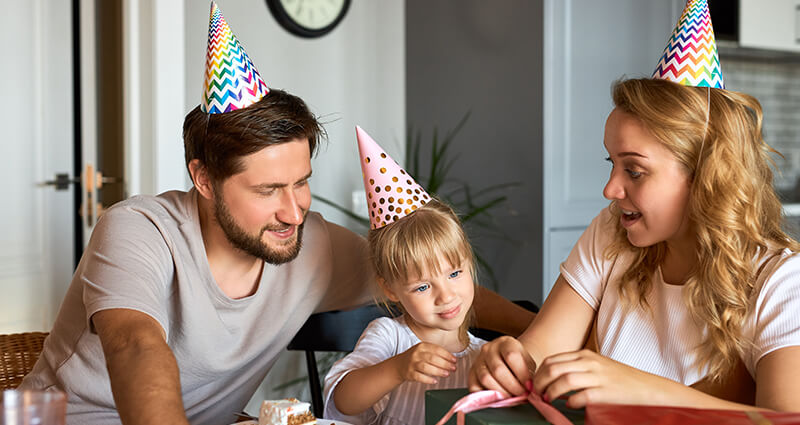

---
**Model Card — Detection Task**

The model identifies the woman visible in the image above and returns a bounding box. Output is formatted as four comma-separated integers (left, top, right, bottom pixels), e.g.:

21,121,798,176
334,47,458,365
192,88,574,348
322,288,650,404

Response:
468,77,800,411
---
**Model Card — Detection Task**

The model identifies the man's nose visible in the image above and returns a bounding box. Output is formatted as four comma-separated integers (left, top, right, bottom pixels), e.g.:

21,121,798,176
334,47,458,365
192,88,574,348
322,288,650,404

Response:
277,189,304,225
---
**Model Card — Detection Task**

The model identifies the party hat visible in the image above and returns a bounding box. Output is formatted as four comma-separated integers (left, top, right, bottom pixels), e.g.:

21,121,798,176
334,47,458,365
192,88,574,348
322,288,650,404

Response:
356,126,431,230
201,1,269,114
651,0,724,89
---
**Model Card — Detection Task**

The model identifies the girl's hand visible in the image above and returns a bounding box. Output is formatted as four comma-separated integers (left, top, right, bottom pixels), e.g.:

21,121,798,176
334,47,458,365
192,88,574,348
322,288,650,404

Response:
395,342,457,384
468,336,536,397
534,349,680,408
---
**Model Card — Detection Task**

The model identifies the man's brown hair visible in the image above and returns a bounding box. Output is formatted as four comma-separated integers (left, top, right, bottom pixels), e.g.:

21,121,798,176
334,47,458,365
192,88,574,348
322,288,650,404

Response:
183,89,325,183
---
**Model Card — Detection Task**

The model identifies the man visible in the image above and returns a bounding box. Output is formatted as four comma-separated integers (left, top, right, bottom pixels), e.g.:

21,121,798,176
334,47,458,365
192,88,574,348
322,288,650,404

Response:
21,3,534,424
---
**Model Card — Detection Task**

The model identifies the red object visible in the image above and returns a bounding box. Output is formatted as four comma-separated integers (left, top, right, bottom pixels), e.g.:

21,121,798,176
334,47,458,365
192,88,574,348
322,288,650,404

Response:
586,404,800,425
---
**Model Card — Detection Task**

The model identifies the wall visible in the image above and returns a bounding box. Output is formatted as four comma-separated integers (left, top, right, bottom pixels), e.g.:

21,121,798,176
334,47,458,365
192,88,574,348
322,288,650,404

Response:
406,0,544,303
183,0,406,407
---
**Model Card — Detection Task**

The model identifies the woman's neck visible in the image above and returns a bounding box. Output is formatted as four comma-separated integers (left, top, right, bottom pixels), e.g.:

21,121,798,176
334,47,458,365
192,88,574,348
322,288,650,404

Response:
661,239,698,285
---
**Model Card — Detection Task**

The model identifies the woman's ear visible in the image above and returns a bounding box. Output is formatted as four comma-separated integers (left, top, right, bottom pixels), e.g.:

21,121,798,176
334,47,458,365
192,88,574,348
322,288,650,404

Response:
378,277,400,303
189,159,214,200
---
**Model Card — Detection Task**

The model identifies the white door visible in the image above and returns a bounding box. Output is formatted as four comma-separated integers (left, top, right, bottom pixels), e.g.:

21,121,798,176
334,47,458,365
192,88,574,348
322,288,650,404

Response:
0,0,99,333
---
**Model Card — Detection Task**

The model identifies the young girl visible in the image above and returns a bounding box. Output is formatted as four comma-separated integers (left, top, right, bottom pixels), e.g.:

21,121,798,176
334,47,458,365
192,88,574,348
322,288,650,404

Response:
322,127,486,424
469,0,800,412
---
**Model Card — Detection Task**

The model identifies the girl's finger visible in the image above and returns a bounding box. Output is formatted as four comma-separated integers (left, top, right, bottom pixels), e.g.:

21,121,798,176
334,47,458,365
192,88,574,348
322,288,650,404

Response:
411,370,439,385
423,344,457,363
416,360,453,378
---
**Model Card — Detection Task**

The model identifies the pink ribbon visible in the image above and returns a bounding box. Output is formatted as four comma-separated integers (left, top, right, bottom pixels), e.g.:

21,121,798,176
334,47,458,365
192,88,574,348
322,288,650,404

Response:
434,390,575,425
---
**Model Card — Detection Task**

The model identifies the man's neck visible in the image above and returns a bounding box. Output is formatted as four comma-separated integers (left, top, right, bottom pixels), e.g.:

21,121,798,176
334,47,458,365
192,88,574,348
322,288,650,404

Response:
196,195,263,299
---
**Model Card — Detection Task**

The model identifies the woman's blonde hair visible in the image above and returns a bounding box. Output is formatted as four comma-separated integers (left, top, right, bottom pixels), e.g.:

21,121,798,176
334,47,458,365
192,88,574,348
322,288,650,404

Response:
368,198,477,344
606,78,800,381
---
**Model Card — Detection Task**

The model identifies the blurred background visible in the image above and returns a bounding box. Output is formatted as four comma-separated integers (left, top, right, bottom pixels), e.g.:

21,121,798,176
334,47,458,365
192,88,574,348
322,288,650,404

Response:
3,0,800,408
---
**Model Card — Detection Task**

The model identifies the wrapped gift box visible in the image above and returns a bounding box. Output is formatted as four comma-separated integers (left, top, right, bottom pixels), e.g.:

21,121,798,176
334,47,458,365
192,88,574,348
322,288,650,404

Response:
425,389,585,425
586,404,800,425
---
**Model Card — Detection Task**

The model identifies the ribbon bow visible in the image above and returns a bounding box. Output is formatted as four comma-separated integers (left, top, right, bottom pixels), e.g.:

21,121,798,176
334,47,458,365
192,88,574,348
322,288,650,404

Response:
434,389,574,425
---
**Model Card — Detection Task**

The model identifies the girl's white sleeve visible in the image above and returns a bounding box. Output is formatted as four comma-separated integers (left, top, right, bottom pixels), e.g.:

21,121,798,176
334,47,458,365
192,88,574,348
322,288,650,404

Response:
322,317,401,423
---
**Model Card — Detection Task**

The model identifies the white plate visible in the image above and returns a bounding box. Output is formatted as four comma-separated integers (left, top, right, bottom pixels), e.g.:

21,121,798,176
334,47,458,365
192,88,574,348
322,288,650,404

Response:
234,420,351,425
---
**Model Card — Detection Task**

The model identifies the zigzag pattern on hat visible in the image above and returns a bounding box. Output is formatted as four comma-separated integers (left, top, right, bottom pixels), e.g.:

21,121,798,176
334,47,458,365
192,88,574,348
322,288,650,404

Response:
652,0,724,89
201,1,269,114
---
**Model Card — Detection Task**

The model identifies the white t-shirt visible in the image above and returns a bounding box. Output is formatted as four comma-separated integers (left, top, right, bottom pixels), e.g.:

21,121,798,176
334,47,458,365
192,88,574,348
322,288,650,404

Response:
20,189,375,425
561,207,800,384
323,316,486,425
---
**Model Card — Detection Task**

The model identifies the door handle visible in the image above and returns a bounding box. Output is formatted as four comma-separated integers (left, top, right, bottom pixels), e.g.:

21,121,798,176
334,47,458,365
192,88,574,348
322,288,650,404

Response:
38,173,81,191
39,166,122,226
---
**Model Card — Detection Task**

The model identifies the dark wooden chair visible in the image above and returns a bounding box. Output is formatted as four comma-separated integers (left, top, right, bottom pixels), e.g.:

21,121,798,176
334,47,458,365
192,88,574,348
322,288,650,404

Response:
287,301,538,418
0,332,49,390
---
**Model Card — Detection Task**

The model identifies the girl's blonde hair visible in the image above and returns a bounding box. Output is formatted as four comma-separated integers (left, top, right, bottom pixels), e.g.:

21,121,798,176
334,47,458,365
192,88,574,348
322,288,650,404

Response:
368,198,477,344
606,78,800,381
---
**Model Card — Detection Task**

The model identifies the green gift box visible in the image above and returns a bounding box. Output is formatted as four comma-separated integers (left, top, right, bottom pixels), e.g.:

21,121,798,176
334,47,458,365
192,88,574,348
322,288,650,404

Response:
425,388,585,425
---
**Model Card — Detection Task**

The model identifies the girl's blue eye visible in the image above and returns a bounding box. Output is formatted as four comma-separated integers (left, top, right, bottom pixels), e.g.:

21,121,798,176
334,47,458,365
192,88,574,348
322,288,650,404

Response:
414,283,430,293
449,270,462,279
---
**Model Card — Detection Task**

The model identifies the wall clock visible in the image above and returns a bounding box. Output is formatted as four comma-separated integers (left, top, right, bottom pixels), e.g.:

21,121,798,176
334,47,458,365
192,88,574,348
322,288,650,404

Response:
266,0,351,38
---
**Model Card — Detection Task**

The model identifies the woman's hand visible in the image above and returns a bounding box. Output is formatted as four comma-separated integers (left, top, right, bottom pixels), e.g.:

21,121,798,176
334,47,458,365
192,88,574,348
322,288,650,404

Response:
533,349,683,408
395,342,457,384
468,336,536,397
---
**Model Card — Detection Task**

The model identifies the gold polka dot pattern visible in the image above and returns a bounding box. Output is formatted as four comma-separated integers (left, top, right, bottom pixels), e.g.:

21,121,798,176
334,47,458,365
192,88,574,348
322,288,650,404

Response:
356,125,432,230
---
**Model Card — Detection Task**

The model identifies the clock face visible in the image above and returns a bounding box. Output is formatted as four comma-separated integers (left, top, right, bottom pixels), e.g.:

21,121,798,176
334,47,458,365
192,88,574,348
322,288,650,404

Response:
267,0,351,38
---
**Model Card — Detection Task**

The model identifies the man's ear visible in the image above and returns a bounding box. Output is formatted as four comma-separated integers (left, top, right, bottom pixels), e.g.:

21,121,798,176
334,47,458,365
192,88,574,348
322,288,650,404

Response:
378,277,400,303
189,159,214,200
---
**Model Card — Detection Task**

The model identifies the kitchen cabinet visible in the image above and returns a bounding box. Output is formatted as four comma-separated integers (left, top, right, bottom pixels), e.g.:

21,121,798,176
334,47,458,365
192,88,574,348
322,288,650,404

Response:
740,0,800,52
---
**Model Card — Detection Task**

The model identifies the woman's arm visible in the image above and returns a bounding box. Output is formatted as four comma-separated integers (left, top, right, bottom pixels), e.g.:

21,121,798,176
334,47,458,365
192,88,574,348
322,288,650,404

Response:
469,275,595,396
755,346,800,411
472,286,536,337
332,342,456,415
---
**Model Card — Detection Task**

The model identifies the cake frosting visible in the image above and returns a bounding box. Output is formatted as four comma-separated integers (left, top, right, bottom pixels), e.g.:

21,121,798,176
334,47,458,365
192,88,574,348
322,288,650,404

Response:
258,398,317,425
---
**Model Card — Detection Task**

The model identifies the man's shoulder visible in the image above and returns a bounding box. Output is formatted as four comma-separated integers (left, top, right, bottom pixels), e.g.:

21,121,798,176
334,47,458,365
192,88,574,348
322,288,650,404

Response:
104,190,194,224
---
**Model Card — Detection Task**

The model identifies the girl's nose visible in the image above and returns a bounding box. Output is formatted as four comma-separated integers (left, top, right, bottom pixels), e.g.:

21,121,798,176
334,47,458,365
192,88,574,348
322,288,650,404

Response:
437,285,456,305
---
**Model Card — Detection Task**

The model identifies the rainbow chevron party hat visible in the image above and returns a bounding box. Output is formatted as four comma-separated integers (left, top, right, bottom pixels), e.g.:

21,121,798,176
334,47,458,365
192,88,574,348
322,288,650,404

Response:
201,1,269,114
652,0,724,89
356,126,431,230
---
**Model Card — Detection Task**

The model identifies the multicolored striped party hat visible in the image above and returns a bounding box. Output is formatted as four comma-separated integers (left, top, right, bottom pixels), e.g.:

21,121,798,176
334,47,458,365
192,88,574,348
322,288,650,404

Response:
201,1,269,114
652,0,724,89
356,126,431,230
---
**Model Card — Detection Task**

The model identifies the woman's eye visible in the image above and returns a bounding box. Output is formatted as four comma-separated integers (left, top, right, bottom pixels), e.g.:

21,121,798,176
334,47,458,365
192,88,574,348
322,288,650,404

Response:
413,283,430,293
626,169,642,179
449,270,462,279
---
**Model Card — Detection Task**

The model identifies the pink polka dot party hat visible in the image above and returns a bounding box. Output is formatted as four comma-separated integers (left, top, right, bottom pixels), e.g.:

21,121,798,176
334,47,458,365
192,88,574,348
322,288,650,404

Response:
651,0,724,89
356,126,431,230
201,1,269,114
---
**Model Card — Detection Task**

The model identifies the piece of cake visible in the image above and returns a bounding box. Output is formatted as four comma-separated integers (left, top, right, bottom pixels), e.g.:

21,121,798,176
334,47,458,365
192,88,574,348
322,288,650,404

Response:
258,398,317,425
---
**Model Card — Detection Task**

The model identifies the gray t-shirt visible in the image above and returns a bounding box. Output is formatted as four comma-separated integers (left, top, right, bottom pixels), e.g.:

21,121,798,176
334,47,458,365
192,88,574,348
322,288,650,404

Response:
20,189,374,425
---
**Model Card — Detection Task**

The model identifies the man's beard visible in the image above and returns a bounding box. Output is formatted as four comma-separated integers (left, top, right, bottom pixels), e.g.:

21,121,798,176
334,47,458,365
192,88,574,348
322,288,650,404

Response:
213,191,305,265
